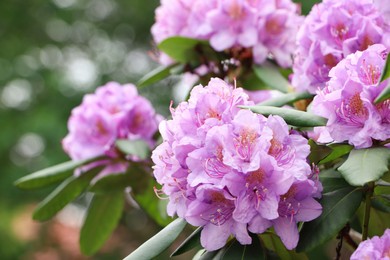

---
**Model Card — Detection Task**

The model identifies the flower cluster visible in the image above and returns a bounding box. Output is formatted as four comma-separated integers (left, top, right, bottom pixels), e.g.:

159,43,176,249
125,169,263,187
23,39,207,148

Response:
292,0,390,94
311,44,390,149
151,0,303,67
63,82,160,178
351,229,390,260
152,78,322,251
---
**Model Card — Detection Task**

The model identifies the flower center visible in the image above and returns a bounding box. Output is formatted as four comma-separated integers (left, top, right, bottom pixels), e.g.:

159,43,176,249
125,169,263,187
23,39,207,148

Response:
205,146,230,178
235,128,257,161
359,59,381,85
279,186,299,221
359,35,374,51
337,93,368,126
268,137,294,166
323,54,338,68
96,120,108,135
331,23,348,41
228,0,244,20
246,169,268,209
201,191,234,226
376,99,390,124
265,17,283,35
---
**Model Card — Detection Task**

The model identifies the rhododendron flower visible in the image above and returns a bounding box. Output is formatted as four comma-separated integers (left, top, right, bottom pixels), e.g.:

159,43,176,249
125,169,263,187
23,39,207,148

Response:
311,44,390,148
152,78,322,251
151,0,303,67
292,0,390,93
351,229,390,260
63,82,160,178
272,180,322,249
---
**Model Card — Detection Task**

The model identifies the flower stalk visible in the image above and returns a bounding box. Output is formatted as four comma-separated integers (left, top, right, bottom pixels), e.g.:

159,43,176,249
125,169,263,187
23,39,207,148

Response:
362,181,375,241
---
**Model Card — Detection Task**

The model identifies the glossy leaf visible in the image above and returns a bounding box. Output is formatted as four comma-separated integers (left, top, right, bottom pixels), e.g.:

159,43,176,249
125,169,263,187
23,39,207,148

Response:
80,192,124,255
320,171,352,194
137,63,182,87
375,182,390,195
374,82,390,103
257,91,313,107
375,54,390,103
14,157,101,189
125,163,171,226
240,105,327,127
260,232,308,260
371,196,390,213
356,205,390,237
319,144,353,165
196,235,265,260
158,36,210,63
115,139,150,160
297,187,363,252
32,166,102,221
89,172,131,193
171,227,202,257
194,249,219,260
123,218,187,260
134,179,171,227
338,147,390,186
217,235,265,260
253,64,290,93
308,140,332,165
382,171,390,182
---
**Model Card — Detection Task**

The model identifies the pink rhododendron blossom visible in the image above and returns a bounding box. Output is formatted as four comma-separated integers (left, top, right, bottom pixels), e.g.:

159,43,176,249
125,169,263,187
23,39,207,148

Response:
311,44,390,148
151,0,303,67
292,0,390,93
63,82,160,178
351,229,390,260
152,78,322,251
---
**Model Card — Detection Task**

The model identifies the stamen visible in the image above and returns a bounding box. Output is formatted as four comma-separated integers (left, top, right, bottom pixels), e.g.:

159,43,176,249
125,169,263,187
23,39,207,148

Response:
153,186,169,200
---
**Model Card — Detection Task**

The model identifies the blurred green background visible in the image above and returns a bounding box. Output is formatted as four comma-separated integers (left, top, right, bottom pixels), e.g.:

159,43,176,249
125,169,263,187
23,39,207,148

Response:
0,0,180,259
0,0,323,259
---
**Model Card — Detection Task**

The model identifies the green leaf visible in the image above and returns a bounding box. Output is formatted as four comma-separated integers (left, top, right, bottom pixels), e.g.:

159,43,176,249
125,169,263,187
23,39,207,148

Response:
319,169,352,194
171,227,202,257
371,195,390,213
260,232,308,260
137,63,183,87
194,249,218,260
375,54,390,103
382,170,390,182
297,187,363,252
240,105,327,127
338,147,390,186
115,139,150,160
125,163,171,226
257,91,313,107
89,172,131,193
308,140,332,165
32,166,102,221
356,204,390,237
80,192,124,255
134,179,171,227
253,63,290,93
374,82,390,103
14,157,101,189
294,0,321,15
319,144,353,165
217,235,265,260
123,218,187,260
158,36,210,63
